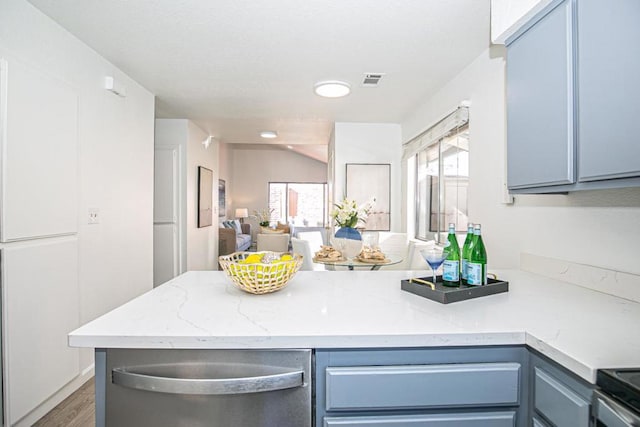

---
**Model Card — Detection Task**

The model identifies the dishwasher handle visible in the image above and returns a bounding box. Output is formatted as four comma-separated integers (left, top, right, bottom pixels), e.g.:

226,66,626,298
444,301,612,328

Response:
112,367,304,395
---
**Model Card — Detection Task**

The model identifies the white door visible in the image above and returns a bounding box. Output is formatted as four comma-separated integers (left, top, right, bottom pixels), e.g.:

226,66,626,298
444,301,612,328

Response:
153,147,180,286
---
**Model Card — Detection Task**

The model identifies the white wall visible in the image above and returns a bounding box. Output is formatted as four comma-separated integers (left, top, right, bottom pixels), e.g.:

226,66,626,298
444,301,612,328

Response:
154,119,219,273
186,121,219,271
333,123,403,232
218,142,233,218
402,46,640,276
0,0,154,424
230,146,327,238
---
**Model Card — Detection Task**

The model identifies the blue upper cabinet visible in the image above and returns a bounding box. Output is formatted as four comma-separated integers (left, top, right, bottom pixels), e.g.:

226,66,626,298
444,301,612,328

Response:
506,0,640,193
577,0,640,182
507,0,575,190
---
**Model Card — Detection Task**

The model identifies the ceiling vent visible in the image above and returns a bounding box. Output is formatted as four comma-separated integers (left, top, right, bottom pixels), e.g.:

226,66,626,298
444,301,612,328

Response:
362,73,385,87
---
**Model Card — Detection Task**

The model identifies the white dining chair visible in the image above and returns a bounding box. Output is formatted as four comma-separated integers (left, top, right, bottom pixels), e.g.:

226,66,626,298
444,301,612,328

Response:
296,231,324,255
257,233,290,253
291,237,325,271
375,232,435,271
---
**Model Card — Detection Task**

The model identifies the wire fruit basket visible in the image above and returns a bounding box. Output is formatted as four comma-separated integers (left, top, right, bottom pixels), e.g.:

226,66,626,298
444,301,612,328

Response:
219,251,303,294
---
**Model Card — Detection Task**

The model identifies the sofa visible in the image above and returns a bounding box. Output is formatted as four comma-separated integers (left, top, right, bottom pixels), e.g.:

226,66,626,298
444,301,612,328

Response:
219,220,252,255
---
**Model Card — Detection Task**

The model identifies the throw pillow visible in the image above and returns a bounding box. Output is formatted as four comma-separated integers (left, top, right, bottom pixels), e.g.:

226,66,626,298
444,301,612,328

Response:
232,220,242,234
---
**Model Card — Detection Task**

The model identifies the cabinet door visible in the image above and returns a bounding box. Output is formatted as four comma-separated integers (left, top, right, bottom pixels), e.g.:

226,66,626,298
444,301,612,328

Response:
325,363,520,411
532,416,551,427
0,58,78,242
577,0,640,182
506,0,575,190
2,240,80,424
533,367,590,427
153,147,180,286
324,412,516,427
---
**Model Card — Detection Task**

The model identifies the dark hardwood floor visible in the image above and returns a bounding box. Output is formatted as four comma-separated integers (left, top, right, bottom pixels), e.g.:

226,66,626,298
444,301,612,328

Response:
33,378,95,427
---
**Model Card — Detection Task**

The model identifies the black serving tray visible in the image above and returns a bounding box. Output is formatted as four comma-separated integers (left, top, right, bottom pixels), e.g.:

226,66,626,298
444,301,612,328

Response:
401,275,509,304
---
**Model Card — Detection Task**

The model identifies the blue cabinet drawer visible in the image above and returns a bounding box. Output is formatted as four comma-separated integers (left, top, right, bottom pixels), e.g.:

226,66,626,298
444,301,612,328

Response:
534,367,590,427
532,416,551,427
323,411,516,426
325,362,520,411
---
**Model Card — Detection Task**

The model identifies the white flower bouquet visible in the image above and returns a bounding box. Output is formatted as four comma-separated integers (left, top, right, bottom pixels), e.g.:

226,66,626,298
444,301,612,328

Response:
331,198,375,228
252,208,274,227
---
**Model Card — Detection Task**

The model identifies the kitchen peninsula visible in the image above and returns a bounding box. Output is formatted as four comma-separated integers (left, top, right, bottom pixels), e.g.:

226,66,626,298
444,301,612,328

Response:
70,270,640,426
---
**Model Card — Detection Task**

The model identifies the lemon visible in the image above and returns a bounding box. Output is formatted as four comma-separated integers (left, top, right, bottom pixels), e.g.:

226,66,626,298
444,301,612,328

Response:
280,254,293,261
244,254,263,264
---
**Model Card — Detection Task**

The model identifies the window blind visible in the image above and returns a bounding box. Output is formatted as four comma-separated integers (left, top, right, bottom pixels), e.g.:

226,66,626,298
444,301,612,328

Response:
402,106,469,161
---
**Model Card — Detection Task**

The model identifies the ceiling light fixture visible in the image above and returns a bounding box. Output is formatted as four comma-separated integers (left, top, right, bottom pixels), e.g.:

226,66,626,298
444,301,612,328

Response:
260,130,278,139
314,80,351,98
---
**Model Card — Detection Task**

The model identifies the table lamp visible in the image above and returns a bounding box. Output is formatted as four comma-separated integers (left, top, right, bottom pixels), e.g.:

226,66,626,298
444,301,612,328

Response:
235,208,249,223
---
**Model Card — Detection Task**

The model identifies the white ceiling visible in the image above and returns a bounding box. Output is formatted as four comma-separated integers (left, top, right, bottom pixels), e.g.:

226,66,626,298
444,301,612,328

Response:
27,0,490,162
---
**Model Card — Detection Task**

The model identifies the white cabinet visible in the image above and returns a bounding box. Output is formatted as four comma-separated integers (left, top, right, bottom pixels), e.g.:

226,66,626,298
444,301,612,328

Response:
0,58,78,242
2,240,80,425
0,56,80,425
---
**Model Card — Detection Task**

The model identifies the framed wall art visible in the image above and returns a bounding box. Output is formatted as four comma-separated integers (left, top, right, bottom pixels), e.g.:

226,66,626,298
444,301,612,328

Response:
346,163,391,231
197,166,213,227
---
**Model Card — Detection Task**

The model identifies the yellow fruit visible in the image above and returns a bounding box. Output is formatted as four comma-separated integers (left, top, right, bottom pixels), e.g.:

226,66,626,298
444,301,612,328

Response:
280,254,293,261
244,254,263,264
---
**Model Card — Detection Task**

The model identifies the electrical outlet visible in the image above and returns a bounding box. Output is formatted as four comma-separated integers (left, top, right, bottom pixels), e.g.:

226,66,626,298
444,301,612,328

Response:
88,208,100,224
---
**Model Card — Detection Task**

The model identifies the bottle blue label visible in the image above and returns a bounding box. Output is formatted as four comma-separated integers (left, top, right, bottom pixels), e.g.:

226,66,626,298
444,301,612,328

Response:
467,263,484,286
461,259,468,280
443,260,459,281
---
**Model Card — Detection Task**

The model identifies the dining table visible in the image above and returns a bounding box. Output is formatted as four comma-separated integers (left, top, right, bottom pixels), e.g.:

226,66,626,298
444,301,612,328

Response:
312,254,403,271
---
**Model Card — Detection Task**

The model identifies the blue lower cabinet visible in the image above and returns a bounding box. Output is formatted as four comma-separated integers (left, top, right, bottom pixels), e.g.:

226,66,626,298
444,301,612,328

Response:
315,347,528,427
530,353,593,427
533,368,590,426
323,411,516,427
325,363,520,411
532,416,551,427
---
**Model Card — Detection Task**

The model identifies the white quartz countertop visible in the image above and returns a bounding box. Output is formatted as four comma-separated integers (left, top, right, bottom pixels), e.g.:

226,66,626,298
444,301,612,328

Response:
69,269,640,383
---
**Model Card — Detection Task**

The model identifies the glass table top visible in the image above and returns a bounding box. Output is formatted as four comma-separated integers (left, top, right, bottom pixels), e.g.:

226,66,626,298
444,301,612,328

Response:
312,255,403,270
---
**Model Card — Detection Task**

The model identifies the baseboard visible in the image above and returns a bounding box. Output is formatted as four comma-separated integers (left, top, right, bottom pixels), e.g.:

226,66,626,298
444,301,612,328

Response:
13,365,95,427
520,253,640,303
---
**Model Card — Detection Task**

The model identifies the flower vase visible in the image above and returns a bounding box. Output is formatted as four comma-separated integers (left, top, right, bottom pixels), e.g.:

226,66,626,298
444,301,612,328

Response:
333,227,363,259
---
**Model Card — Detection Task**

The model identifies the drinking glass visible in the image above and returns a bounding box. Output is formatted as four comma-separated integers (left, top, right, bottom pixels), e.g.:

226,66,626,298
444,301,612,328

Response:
361,231,379,251
420,245,449,285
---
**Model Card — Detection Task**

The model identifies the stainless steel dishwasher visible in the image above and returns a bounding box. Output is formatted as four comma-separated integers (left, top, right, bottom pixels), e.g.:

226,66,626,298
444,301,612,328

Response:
100,348,312,427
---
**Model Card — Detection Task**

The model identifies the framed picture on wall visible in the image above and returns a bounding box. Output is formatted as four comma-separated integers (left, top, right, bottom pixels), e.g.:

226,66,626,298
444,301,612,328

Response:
218,179,226,217
198,166,213,228
346,163,390,231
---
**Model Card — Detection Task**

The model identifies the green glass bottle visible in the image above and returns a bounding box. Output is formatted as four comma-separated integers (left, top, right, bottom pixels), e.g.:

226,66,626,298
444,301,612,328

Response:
442,223,461,286
461,223,474,284
467,224,487,286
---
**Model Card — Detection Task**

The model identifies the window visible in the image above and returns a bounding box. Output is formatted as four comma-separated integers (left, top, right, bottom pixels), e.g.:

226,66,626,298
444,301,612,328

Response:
268,182,328,227
404,106,469,241
415,125,469,239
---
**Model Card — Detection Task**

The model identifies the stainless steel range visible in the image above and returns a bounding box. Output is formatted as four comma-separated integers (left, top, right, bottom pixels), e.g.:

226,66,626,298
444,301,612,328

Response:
594,369,640,426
